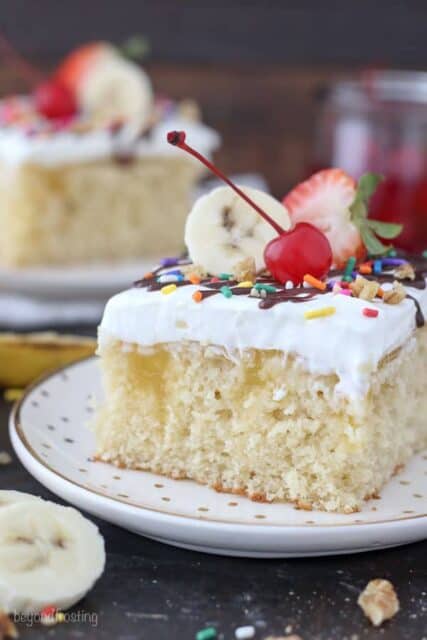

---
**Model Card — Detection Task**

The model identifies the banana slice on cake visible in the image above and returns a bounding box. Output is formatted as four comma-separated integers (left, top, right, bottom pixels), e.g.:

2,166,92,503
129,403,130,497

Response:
81,53,153,128
185,185,290,275
56,42,153,128
0,500,105,614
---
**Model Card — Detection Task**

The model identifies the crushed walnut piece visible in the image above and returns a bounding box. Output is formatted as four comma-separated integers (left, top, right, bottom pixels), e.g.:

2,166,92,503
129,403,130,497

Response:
181,263,208,279
0,452,12,465
294,500,312,511
232,257,256,283
0,611,18,638
350,276,380,300
394,262,415,280
383,281,406,305
358,579,400,626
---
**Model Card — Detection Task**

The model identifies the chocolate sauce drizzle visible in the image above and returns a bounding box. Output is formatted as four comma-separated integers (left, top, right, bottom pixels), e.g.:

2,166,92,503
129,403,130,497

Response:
133,253,427,328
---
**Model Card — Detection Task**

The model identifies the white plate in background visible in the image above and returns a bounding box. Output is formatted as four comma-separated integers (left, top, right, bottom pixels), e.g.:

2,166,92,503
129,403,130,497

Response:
0,258,158,301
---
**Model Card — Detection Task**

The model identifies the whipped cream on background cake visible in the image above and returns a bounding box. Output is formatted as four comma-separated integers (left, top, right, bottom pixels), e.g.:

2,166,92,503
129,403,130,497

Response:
0,107,219,167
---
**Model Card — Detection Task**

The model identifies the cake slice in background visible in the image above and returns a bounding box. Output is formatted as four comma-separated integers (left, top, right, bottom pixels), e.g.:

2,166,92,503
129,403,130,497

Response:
93,135,427,513
0,43,219,267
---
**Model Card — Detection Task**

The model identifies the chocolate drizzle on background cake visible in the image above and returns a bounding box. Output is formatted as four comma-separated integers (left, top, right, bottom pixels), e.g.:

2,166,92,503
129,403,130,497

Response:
133,252,427,328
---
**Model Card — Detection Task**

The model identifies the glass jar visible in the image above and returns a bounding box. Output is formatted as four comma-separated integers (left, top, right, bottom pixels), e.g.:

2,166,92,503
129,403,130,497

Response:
312,71,427,252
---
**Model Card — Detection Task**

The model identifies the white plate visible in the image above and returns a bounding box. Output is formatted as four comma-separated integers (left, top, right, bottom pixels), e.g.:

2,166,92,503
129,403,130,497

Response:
10,357,427,558
0,259,157,300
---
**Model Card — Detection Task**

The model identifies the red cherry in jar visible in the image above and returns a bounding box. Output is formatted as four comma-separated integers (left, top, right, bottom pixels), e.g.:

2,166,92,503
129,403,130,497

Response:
34,80,77,120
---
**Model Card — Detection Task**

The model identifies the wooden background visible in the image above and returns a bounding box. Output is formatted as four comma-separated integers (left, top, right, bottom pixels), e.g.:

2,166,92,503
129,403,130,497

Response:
1,1,427,196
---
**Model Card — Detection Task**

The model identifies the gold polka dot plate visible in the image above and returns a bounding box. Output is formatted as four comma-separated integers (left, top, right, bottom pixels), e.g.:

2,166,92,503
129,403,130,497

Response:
10,357,427,558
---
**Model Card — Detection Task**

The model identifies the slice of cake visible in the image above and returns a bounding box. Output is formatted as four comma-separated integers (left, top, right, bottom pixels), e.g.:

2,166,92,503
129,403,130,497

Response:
94,133,427,513
0,43,219,267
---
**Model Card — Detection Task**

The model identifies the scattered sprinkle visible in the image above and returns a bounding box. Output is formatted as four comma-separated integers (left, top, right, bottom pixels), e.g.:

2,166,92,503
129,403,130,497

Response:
143,271,154,279
165,269,183,276
338,288,352,296
303,274,327,291
188,273,201,285
285,280,294,289
344,256,357,278
0,452,12,465
382,258,406,267
220,286,233,298
192,291,203,303
373,259,382,274
161,284,177,295
254,283,277,293
161,257,180,267
363,307,379,318
158,274,183,284
387,248,397,257
219,273,233,280
304,306,336,320
196,627,217,640
341,274,353,282
359,263,372,275
235,625,256,639
4,388,24,402
423,250,427,258
210,277,220,283
237,281,254,288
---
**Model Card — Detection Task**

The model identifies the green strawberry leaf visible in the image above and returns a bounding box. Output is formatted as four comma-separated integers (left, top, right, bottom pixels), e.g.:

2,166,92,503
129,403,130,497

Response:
121,35,150,61
357,173,384,201
366,219,403,239
360,226,390,256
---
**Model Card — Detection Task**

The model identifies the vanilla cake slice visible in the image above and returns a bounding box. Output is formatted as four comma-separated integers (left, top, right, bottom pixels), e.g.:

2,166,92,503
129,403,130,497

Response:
0,43,219,267
93,145,427,513
94,254,427,513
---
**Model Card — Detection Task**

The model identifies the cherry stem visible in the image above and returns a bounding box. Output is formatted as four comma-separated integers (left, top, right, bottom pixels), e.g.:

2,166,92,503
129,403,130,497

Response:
167,130,285,235
0,34,44,87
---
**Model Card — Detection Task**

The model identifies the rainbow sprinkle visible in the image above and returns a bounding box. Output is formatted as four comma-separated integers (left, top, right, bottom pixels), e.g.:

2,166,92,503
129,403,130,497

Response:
363,307,379,318
254,283,277,293
161,284,177,295
344,256,356,278
220,286,233,298
303,274,326,291
304,306,336,320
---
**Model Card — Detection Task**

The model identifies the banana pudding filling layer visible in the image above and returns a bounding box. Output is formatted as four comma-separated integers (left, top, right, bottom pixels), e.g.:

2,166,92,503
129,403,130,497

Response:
94,132,427,514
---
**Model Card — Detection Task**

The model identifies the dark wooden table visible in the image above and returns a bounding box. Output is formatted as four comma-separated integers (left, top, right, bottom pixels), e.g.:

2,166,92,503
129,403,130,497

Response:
1,372,426,639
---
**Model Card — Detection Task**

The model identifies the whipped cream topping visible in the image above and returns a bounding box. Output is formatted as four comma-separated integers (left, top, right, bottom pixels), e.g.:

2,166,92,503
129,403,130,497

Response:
0,107,220,167
99,276,427,399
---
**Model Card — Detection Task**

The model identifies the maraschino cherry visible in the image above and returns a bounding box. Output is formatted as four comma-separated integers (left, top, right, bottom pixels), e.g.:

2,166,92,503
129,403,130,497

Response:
167,130,332,284
33,80,77,120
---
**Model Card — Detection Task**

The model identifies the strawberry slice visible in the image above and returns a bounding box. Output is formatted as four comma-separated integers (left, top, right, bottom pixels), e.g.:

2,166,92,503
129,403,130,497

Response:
284,169,362,268
283,169,403,268
54,42,112,93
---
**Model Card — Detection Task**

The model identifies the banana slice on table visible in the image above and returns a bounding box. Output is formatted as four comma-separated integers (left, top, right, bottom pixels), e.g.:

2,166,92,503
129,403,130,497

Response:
185,185,290,275
80,53,153,129
0,500,105,614
0,491,43,508
0,332,96,388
